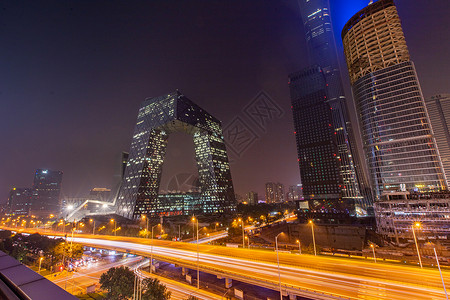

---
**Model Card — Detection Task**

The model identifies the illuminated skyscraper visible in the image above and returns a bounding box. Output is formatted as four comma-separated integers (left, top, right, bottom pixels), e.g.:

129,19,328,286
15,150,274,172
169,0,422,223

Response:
115,91,236,219
31,169,63,216
342,0,447,198
8,188,33,216
265,182,284,203
290,0,370,215
426,94,450,186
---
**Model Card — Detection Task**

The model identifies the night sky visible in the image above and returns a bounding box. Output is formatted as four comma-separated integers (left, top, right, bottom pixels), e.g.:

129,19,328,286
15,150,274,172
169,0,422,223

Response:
1,0,449,203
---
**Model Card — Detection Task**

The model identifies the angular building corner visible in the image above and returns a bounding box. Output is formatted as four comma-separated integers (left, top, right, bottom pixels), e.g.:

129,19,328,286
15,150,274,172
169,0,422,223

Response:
115,91,236,219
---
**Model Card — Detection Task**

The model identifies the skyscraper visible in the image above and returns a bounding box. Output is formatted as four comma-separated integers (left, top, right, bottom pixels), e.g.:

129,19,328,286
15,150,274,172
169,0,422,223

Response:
290,0,370,215
246,191,258,205
426,94,450,187
115,91,236,219
265,182,284,203
7,188,33,216
31,169,63,216
342,0,447,198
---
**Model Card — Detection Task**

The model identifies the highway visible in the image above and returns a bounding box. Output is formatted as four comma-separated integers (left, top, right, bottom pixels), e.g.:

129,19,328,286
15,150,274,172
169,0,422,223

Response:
49,255,142,294
7,227,450,300
73,236,449,299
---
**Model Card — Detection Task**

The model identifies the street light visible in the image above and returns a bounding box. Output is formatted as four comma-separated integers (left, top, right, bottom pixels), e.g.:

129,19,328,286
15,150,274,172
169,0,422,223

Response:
296,240,301,255
192,216,200,289
309,220,317,256
150,224,161,275
142,215,149,238
38,257,44,274
370,244,377,263
110,219,116,236
434,248,449,300
275,232,284,300
238,218,244,248
412,222,422,268
89,219,95,235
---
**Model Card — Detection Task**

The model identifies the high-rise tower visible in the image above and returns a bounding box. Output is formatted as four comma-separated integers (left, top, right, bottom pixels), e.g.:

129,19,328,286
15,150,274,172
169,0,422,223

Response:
342,0,447,198
289,0,371,215
31,169,63,216
426,94,450,187
115,91,236,219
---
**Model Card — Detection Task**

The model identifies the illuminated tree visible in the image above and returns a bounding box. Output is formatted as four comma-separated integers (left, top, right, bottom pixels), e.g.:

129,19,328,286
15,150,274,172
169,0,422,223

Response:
100,266,135,300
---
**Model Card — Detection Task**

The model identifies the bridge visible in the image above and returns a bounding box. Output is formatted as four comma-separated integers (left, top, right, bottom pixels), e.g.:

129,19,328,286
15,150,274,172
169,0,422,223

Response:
5,227,449,300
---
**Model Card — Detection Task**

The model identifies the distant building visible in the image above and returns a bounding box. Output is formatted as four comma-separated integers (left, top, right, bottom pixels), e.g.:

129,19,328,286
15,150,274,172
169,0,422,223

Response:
426,94,450,187
31,169,63,216
286,185,302,202
89,188,111,201
375,192,450,243
246,191,258,205
342,0,447,198
7,188,33,216
265,182,284,203
156,192,202,216
116,91,236,219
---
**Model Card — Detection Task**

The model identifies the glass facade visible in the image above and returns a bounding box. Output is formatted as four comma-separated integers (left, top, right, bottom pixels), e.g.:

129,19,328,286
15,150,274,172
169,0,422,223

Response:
343,0,447,198
31,169,63,216
7,188,33,216
116,91,236,219
291,0,370,214
426,94,450,187
290,66,350,212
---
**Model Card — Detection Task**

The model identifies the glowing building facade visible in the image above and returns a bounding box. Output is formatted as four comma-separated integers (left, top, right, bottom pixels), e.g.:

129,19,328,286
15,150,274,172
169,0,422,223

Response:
290,0,371,215
426,94,450,187
116,91,236,219
342,0,447,198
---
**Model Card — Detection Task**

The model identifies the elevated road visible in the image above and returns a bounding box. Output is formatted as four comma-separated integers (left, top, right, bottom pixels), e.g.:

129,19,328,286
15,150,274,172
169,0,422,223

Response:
6,227,449,300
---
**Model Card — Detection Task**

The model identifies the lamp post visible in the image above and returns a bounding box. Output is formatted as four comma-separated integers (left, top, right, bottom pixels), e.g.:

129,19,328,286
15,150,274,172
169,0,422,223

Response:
142,215,149,238
38,257,44,274
296,240,301,255
238,218,244,248
245,236,250,249
192,216,200,289
412,222,422,268
275,232,284,300
110,219,116,236
434,248,449,300
90,219,95,235
309,220,317,256
370,244,376,263
150,224,160,274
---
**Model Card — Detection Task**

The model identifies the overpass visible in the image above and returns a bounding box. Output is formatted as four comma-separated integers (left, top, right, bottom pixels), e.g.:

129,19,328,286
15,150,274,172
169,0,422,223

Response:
5,227,449,300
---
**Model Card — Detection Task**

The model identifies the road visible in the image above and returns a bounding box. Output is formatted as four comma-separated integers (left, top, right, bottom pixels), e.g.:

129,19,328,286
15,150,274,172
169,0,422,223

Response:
49,255,142,294
8,227,450,300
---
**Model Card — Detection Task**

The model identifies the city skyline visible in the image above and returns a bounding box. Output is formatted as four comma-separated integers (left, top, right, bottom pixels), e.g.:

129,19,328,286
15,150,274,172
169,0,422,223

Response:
1,0,450,202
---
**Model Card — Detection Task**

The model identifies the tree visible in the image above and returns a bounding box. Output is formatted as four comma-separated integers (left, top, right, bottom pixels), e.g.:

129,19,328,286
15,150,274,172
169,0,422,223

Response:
142,278,171,300
100,266,135,300
52,241,83,261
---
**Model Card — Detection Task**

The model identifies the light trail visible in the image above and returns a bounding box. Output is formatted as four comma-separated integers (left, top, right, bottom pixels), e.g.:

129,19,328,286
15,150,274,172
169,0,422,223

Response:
6,227,449,300
71,236,448,300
